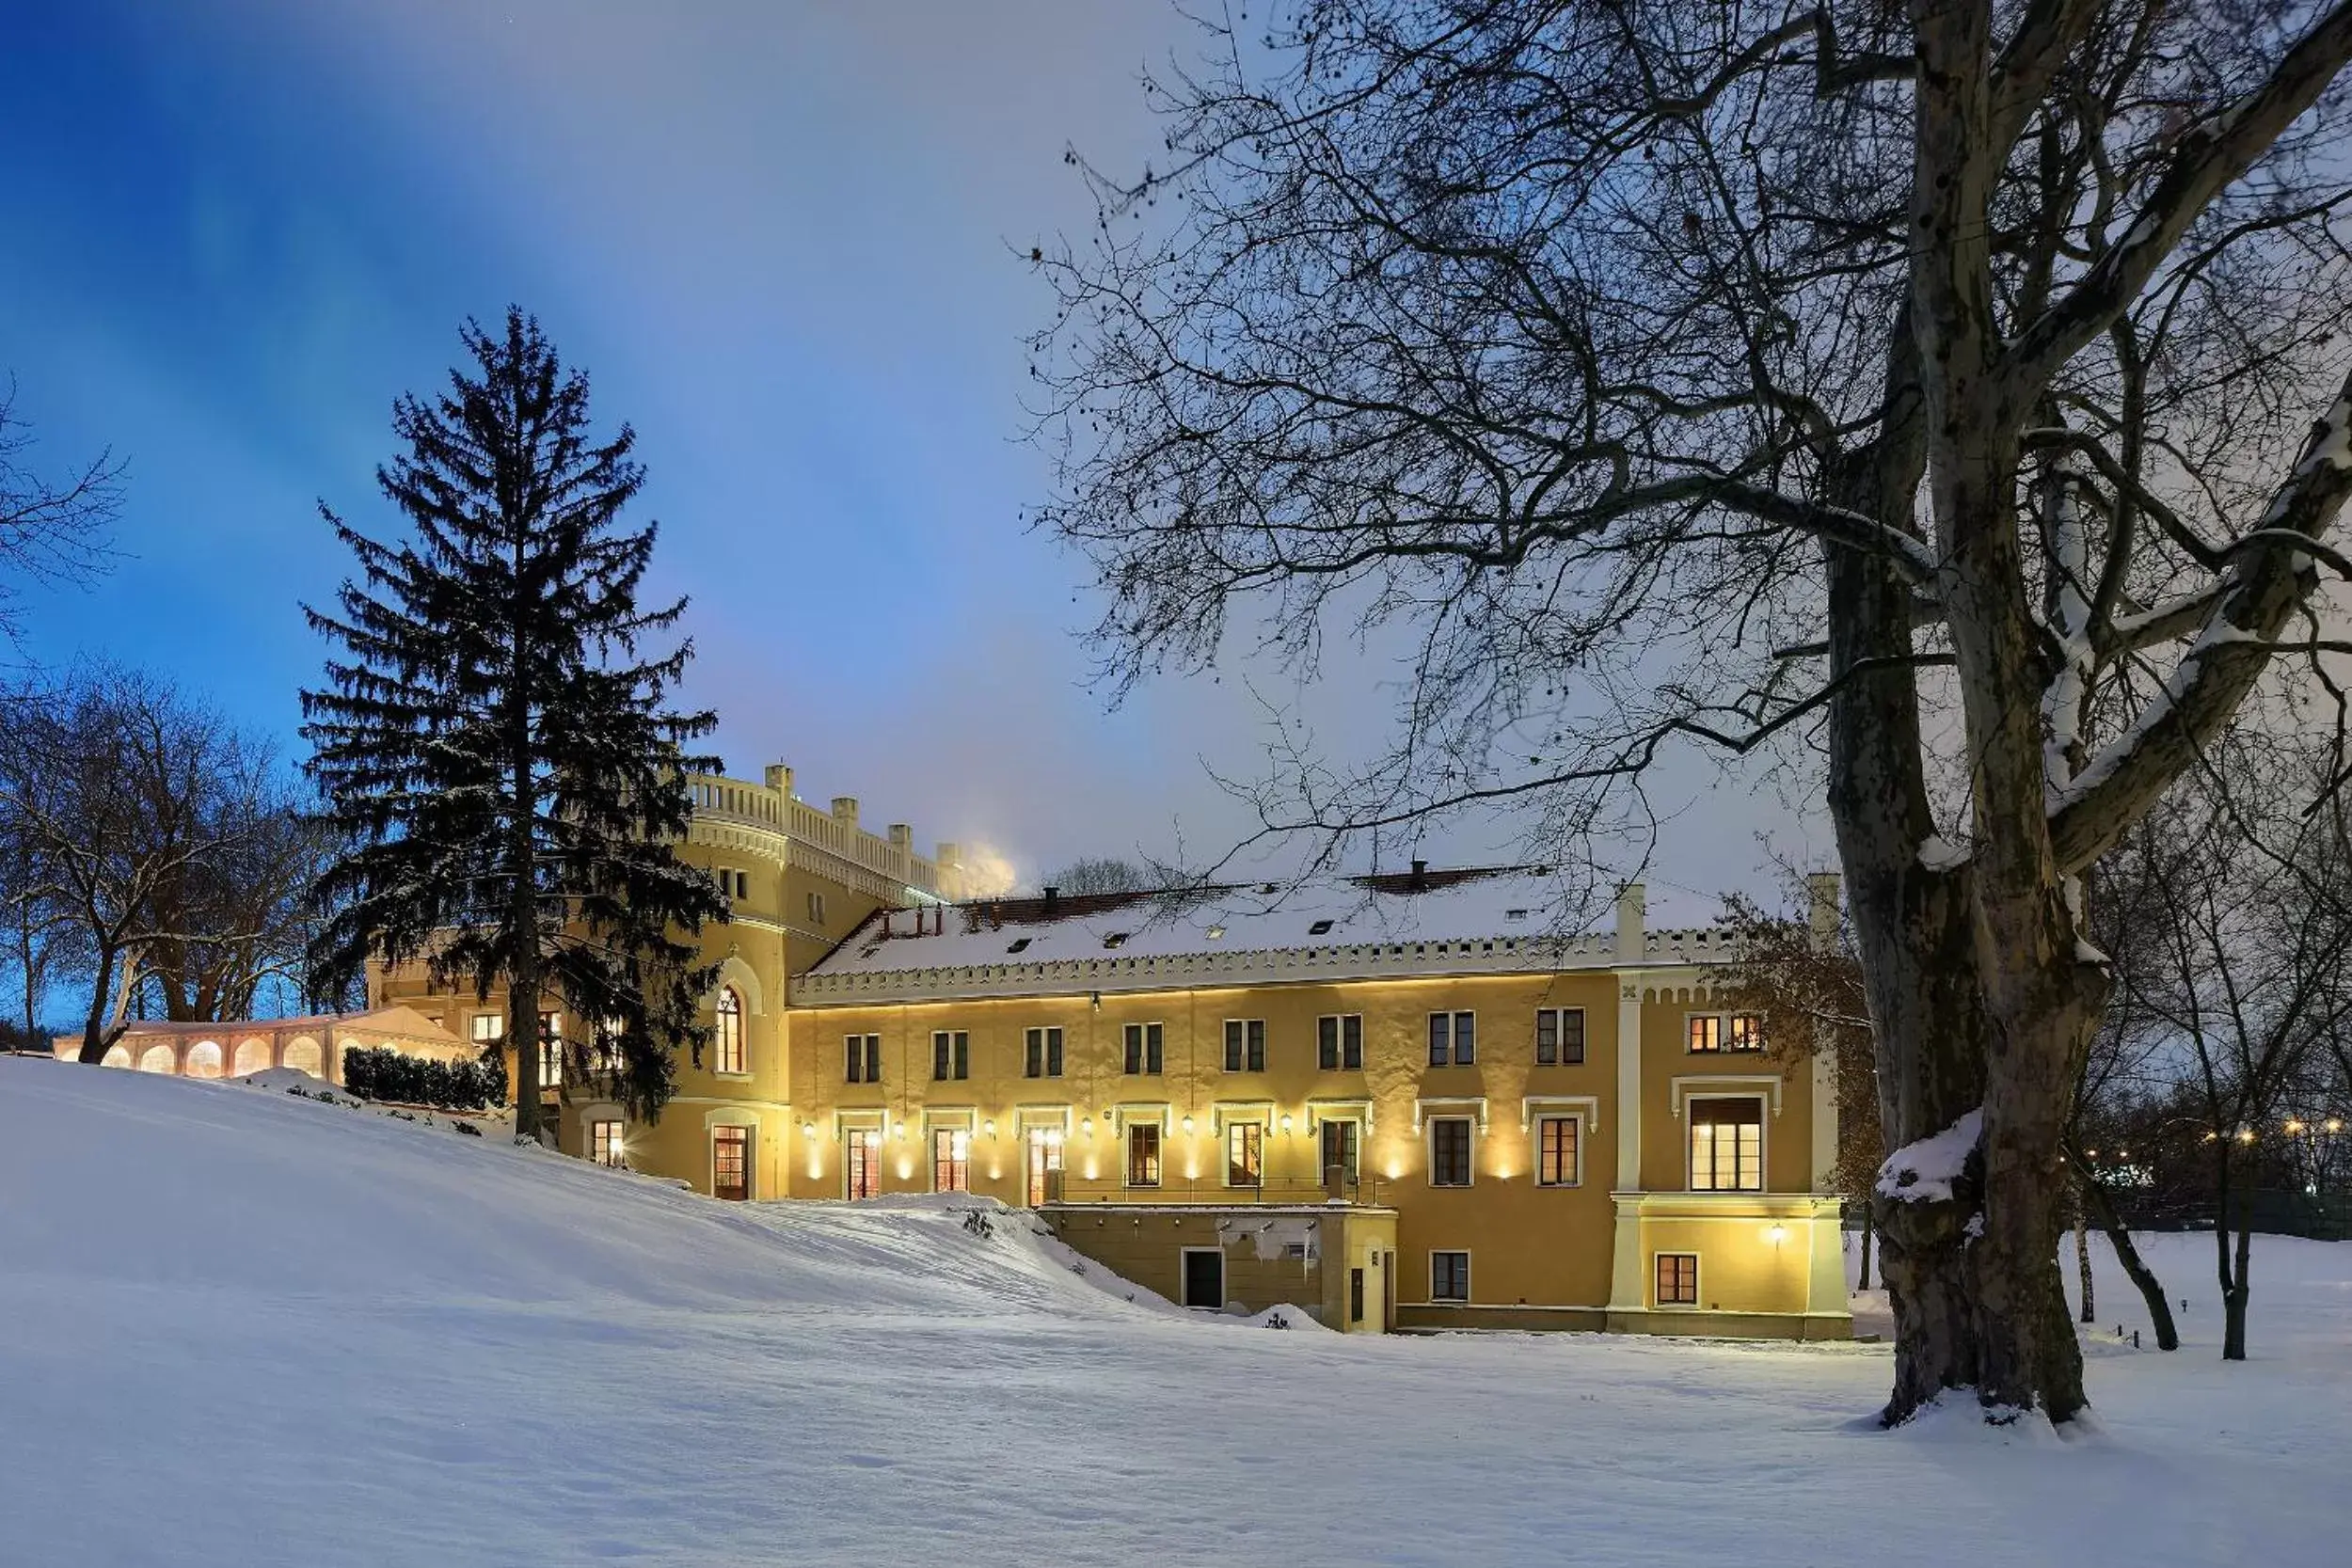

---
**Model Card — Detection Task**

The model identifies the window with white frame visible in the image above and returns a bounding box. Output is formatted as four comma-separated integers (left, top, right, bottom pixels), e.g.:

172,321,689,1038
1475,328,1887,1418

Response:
1226,1121,1263,1187
1317,1014,1363,1069
1689,1011,1768,1053
470,1013,504,1048
1688,1097,1764,1191
1122,1022,1164,1075
1535,1115,1581,1186
1319,1118,1359,1181
1431,1250,1470,1303
1126,1122,1162,1187
590,1118,625,1168
845,1033,882,1084
713,988,745,1074
846,1130,881,1199
1025,1026,1064,1079
1656,1252,1699,1306
932,1030,969,1081
1428,1116,1473,1186
1535,1007,1586,1065
932,1128,971,1193
1223,1019,1265,1072
1427,1010,1476,1066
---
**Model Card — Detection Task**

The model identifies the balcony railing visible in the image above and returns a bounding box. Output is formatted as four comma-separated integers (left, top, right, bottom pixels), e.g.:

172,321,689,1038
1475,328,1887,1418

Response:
1044,1172,1391,1207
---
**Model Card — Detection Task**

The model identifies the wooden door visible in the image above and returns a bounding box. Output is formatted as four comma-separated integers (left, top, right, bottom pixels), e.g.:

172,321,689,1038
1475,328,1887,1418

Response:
712,1125,750,1201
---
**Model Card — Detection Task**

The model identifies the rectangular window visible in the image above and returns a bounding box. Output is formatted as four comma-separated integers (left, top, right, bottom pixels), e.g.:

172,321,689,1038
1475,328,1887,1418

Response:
1431,1250,1470,1303
1428,1117,1473,1186
590,1118,624,1168
470,1013,504,1047
846,1034,881,1084
1222,1019,1265,1072
1428,1010,1475,1066
1025,1026,1064,1079
1317,1014,1363,1070
1025,1127,1063,1206
806,890,828,926
711,1125,749,1201
536,1015,563,1086
1657,1252,1699,1307
1536,1116,1580,1186
1688,1015,1723,1053
1319,1119,1359,1181
1226,1121,1263,1187
1122,1022,1164,1075
847,1132,880,1199
1535,1007,1586,1065
1127,1123,1162,1187
931,1030,969,1081
1728,1012,1766,1053
932,1128,970,1193
1689,1098,1765,1192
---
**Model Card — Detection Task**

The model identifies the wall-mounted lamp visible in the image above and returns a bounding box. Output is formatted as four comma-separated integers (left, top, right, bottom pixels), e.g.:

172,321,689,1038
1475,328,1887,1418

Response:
1765,1223,1788,1248
1182,1115,1195,1134
982,1118,996,1138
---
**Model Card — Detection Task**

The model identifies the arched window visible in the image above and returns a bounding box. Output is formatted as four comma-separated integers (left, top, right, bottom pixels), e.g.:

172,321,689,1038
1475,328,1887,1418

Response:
714,987,745,1074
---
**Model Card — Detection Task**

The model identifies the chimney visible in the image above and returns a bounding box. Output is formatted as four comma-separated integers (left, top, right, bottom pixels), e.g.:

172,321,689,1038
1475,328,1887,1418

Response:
1805,871,1843,952
764,763,794,797
831,796,859,826
1408,857,1428,890
1042,885,1060,915
1613,882,1646,964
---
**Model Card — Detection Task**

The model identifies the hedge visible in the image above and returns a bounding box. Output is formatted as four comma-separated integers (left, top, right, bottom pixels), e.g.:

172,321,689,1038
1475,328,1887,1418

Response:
341,1045,508,1111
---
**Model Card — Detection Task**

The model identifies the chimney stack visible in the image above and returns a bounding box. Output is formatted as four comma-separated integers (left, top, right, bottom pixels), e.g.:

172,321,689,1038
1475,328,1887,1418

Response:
1042,885,1060,915
764,763,794,797
1408,857,1428,889
1805,871,1843,952
1613,882,1646,964
831,796,859,826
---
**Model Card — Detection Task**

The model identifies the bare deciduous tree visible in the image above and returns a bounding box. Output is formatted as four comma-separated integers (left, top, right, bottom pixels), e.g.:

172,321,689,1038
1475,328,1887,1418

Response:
1034,1,2352,1421
0,379,118,644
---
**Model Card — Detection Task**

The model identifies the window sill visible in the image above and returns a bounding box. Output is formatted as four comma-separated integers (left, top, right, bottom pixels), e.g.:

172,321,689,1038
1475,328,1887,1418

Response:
710,1070,755,1082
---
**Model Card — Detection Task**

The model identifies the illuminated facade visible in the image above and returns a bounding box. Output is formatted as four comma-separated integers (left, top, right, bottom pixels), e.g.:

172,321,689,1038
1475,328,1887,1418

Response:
787,872,1850,1339
370,766,968,1197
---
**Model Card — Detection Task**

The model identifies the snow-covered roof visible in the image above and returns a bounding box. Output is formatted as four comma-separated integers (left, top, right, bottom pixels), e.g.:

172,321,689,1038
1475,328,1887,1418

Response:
794,867,1736,1006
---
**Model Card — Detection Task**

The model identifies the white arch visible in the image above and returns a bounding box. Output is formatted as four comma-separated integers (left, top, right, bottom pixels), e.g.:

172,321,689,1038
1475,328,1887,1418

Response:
232,1038,273,1075
101,1044,131,1069
281,1037,323,1078
137,1044,177,1074
184,1040,224,1078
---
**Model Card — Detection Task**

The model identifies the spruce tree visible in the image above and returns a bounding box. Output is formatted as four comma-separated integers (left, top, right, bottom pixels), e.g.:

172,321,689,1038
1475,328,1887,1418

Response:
302,308,728,1140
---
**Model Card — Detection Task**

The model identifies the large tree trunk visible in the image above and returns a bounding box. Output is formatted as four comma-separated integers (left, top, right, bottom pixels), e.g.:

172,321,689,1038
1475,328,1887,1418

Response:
2076,1163,2180,1350
2218,1171,2252,1361
1857,1208,1875,1292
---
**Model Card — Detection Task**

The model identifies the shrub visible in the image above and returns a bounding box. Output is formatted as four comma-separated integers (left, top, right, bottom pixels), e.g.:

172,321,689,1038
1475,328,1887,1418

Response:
342,1044,507,1111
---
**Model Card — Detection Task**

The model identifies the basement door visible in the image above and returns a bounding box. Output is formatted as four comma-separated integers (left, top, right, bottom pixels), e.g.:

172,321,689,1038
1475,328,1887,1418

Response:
712,1125,750,1201
1181,1246,1225,1311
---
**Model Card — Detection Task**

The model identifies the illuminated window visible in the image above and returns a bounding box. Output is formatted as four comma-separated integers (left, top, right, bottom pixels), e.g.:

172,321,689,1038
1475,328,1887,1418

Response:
1656,1252,1699,1306
590,1118,625,1168
1536,1116,1580,1186
713,988,745,1074
1025,1127,1064,1206
1728,1012,1766,1053
1427,1011,1475,1067
1431,1250,1470,1303
1122,1022,1164,1075
1025,1026,1063,1078
1689,1098,1764,1192
1222,1018,1265,1072
931,1030,969,1081
1428,1117,1473,1186
845,1034,882,1084
932,1128,971,1193
711,1125,749,1201
1535,1007,1586,1065
1317,1014,1362,1070
847,1131,881,1199
1126,1123,1162,1187
538,1015,562,1085
469,1013,504,1047
1227,1122,1263,1187
1688,1015,1723,1053
1319,1119,1359,1181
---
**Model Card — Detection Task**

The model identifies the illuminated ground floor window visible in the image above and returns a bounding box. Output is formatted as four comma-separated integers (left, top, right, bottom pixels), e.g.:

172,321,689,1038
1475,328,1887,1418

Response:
933,1128,970,1193
848,1132,881,1200
591,1118,625,1168
1656,1252,1699,1307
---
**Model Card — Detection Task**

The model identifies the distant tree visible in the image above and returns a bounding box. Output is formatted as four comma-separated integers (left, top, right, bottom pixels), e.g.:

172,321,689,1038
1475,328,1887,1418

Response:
2102,736,2352,1359
1040,857,1160,896
0,378,118,644
1710,878,1883,1285
302,309,729,1140
135,775,333,1022
0,667,295,1061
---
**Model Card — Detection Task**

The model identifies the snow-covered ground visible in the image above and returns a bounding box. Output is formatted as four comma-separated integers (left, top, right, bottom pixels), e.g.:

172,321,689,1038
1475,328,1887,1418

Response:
2,1057,2343,1566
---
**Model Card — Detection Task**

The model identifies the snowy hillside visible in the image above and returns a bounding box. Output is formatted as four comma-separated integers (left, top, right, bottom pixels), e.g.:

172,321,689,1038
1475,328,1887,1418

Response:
3,1056,2344,1567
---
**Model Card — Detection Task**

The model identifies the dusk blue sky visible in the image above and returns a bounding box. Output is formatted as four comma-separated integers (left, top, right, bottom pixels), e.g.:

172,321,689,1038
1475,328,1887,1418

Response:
0,0,1811,898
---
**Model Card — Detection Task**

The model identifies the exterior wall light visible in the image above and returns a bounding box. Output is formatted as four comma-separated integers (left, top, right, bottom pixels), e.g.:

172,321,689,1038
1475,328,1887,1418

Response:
1765,1224,1788,1248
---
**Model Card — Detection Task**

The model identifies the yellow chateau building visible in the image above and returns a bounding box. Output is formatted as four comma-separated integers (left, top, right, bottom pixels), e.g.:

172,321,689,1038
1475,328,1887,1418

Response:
375,769,1849,1340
